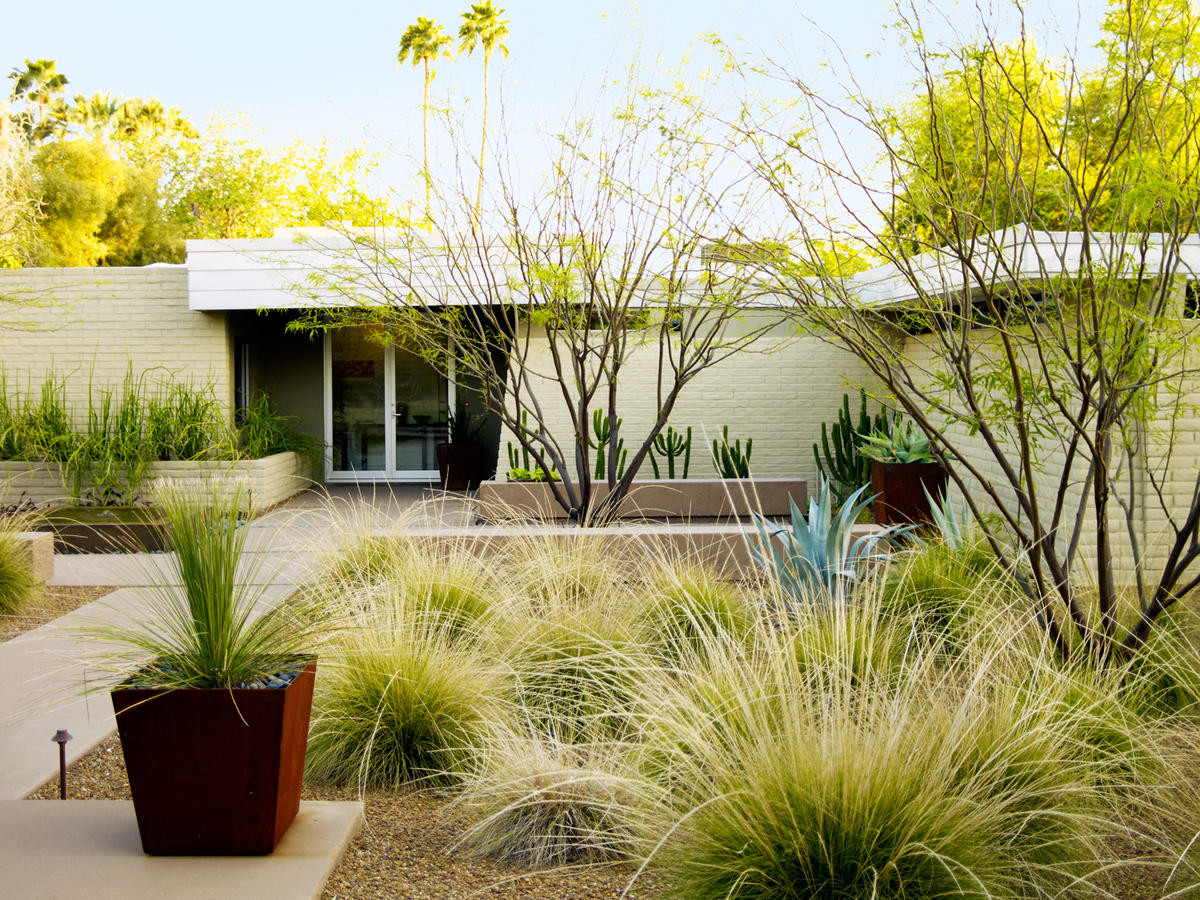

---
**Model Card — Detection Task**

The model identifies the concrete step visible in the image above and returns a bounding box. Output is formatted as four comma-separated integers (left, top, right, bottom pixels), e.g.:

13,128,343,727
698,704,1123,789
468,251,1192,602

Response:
0,800,362,899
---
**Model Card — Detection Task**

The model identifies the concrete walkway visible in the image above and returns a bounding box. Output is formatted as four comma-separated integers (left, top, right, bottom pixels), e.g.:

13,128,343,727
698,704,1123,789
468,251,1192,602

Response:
0,485,468,898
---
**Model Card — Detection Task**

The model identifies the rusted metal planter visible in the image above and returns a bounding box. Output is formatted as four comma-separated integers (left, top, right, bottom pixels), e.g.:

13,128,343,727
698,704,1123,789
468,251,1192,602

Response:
436,443,483,491
110,659,316,855
870,460,947,526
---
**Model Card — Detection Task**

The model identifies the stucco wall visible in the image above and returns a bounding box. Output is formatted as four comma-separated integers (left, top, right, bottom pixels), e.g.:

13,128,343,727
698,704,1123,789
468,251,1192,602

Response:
0,266,233,418
496,313,885,483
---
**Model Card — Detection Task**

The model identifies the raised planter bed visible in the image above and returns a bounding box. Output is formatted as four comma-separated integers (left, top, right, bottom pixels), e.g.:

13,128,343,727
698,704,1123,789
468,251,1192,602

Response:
38,507,169,554
0,452,310,513
476,477,807,522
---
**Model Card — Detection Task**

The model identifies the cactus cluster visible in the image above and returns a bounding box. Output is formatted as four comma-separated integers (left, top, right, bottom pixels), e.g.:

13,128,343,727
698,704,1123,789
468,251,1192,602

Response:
506,411,545,478
588,409,628,480
813,390,889,503
649,425,692,479
711,425,752,479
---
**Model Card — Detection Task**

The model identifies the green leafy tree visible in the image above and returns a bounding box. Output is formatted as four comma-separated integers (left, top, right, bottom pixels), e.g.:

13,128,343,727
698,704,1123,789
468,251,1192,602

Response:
165,117,396,239
745,0,1200,663
293,66,777,524
0,101,38,266
458,2,509,219
32,139,124,265
398,16,454,219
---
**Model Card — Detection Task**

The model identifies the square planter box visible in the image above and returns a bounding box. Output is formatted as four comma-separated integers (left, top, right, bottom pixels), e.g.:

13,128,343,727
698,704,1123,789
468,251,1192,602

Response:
110,660,316,855
870,460,947,526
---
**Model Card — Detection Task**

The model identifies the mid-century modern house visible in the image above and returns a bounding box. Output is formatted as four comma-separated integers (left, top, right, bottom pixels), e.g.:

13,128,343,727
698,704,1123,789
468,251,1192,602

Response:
0,227,884,489
3,225,1200,579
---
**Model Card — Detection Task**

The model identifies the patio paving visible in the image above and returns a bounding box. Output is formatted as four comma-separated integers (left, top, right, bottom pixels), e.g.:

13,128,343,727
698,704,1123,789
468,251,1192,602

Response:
0,800,363,900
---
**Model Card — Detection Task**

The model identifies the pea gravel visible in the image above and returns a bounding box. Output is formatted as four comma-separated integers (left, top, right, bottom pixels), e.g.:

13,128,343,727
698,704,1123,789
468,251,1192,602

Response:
28,735,665,899
0,585,115,643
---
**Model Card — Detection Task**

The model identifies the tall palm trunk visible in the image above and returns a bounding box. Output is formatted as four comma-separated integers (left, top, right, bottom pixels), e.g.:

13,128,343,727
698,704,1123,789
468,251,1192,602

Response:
422,57,432,220
475,50,491,221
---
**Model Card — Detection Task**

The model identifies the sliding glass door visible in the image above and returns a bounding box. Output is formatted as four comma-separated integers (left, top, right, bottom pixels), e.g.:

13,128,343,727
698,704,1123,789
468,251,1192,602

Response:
325,329,450,482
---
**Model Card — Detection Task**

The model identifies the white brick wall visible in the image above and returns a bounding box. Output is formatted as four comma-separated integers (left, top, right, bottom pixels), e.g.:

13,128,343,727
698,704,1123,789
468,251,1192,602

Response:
0,453,308,513
496,314,884,483
0,266,232,418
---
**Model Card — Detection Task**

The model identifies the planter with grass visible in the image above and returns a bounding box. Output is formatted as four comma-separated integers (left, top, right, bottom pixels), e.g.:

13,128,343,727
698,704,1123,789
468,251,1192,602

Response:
87,485,322,855
860,418,947,526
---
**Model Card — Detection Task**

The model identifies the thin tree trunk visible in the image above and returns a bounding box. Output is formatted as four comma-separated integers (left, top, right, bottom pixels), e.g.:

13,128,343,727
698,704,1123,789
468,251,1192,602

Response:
422,58,431,220
476,52,489,220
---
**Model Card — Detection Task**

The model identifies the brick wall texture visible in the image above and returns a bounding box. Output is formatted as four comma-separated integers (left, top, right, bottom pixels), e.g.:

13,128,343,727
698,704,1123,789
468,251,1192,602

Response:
0,267,232,419
495,314,884,483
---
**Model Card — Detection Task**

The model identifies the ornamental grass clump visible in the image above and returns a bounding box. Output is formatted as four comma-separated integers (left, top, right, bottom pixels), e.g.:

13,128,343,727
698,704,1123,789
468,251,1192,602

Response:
305,602,508,790
633,603,1148,899
82,482,323,688
0,525,37,615
636,566,757,664
457,734,658,867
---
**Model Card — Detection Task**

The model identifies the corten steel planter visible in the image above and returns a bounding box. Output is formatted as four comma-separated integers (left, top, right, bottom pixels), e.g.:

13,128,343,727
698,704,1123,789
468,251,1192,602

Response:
436,443,483,491
110,659,316,855
870,460,948,526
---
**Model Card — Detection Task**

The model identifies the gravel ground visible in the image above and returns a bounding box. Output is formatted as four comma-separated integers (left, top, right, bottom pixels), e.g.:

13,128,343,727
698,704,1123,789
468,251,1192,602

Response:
0,585,115,643
28,735,665,899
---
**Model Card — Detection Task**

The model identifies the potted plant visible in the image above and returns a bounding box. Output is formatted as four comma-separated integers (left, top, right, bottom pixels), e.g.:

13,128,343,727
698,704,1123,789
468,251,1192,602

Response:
85,483,324,855
436,401,486,491
859,417,947,526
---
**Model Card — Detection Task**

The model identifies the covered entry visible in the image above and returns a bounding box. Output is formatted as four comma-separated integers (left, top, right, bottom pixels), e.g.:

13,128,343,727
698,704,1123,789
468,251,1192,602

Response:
325,328,451,482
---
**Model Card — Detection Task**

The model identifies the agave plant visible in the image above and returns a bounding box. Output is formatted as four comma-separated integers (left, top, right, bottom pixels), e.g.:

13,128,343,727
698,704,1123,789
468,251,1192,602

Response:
924,482,974,549
859,417,936,464
751,478,909,606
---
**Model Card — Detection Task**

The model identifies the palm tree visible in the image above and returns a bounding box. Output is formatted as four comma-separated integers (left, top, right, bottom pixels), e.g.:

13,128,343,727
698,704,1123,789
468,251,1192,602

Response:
458,2,509,220
8,59,69,144
398,17,454,219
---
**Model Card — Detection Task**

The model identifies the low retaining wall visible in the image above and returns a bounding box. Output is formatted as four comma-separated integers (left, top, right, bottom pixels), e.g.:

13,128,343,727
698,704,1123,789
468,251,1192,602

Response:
393,521,880,579
476,478,808,522
0,452,310,513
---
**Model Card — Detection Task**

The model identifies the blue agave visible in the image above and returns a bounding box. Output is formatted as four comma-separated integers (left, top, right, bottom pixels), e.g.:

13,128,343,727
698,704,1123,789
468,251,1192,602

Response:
751,477,909,606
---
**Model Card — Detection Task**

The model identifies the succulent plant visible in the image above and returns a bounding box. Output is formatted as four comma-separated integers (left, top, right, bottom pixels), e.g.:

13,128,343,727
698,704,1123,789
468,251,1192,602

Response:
649,425,692,479
711,426,752,479
859,417,936,464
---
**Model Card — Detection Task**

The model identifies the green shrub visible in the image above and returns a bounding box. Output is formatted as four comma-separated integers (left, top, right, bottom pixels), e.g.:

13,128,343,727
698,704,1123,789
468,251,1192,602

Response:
0,529,37,615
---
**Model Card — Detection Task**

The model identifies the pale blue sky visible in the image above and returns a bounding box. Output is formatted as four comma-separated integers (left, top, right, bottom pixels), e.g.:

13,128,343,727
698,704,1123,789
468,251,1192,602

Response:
4,0,1106,198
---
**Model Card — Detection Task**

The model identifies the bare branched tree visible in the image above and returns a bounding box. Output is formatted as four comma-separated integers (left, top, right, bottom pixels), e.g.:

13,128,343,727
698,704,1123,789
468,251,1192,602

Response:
292,67,777,524
737,0,1200,661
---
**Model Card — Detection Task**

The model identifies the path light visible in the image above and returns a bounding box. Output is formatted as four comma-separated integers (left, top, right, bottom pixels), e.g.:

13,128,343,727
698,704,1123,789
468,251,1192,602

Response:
51,729,72,799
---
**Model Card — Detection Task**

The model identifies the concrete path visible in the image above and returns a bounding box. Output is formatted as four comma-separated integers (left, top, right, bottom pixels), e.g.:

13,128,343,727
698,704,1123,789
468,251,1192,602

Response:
0,485,469,897
0,800,363,900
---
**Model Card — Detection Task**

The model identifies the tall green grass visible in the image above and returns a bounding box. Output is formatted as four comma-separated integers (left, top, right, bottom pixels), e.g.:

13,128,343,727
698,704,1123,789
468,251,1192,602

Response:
0,369,315,504
81,483,323,687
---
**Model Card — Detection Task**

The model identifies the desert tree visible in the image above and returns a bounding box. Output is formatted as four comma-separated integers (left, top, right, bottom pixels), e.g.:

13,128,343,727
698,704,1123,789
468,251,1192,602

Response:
734,0,1200,662
291,65,779,524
